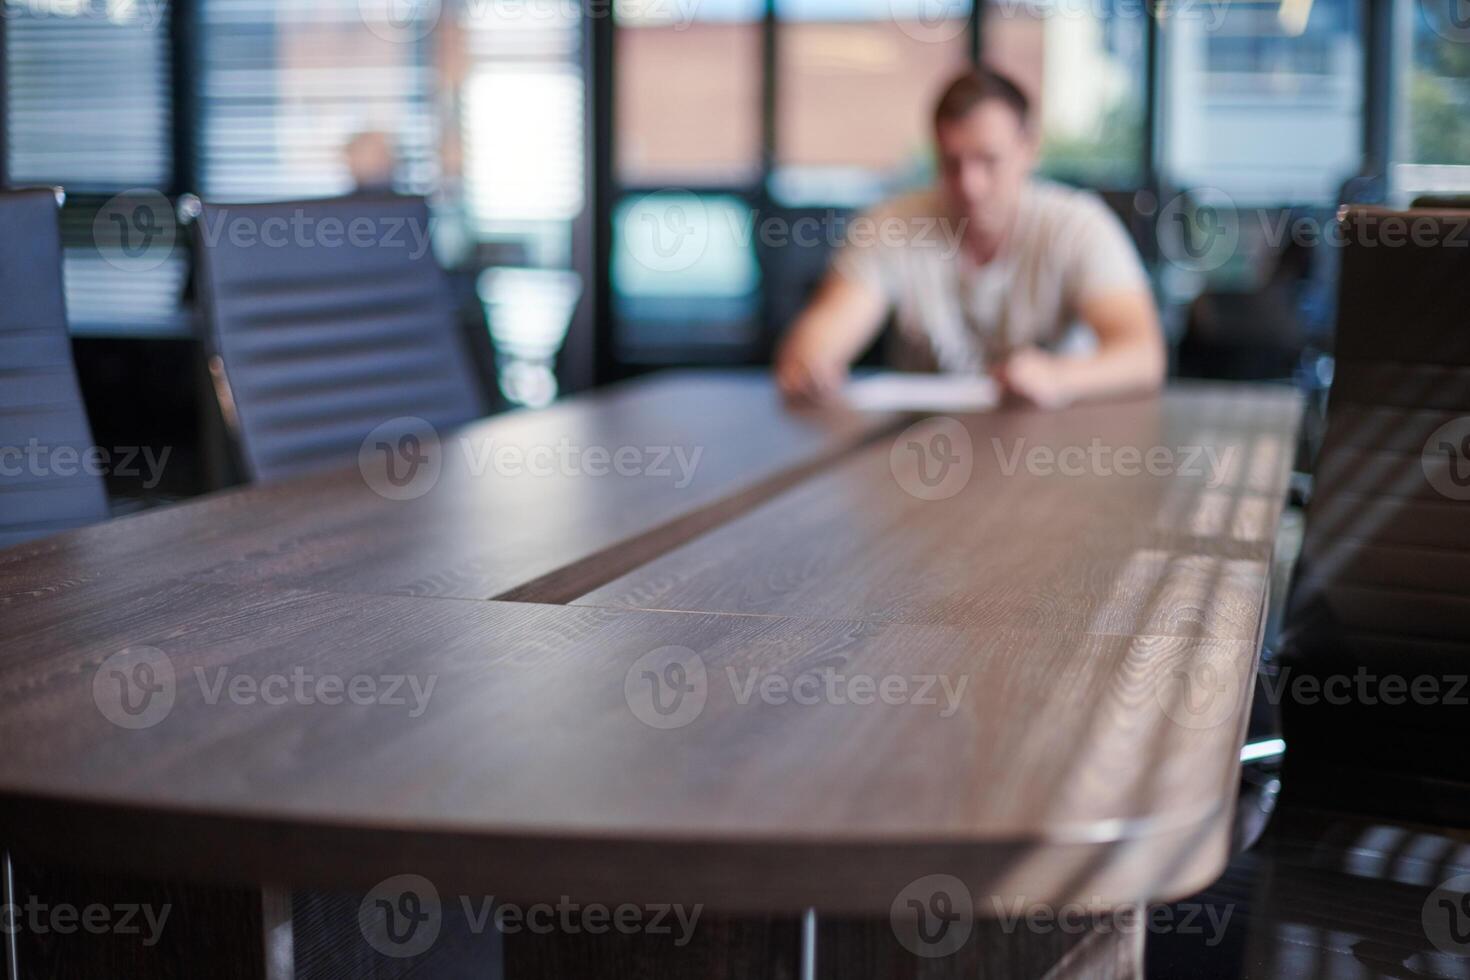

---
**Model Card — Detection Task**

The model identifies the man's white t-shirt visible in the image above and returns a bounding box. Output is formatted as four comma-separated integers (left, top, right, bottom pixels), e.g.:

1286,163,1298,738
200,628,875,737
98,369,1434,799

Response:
832,180,1150,373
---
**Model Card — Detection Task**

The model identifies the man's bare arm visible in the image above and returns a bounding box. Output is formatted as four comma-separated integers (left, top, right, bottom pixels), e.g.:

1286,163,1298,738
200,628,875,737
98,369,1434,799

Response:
774,271,890,402
994,288,1165,409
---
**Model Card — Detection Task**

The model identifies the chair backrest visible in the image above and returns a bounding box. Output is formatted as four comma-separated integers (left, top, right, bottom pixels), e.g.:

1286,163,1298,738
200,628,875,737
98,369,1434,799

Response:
192,195,486,482
0,188,110,550
1280,206,1470,818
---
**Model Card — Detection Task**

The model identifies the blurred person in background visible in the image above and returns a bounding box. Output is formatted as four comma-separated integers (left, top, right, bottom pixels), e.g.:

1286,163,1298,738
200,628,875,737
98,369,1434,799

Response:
776,66,1164,409
344,130,399,194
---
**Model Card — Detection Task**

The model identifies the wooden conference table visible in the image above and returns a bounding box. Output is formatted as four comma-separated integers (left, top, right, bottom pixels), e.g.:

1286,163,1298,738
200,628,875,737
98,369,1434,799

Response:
0,371,1301,979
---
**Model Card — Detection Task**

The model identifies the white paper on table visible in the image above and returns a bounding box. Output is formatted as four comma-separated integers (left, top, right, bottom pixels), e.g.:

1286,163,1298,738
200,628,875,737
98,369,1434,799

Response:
843,373,1000,413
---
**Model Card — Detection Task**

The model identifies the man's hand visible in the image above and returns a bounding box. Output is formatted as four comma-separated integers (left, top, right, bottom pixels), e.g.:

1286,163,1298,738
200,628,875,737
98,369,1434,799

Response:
775,342,849,404
991,348,1074,410
774,271,890,405
992,290,1165,410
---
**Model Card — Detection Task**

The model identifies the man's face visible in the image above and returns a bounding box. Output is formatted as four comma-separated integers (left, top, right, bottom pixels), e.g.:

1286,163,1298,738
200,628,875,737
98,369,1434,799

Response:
936,100,1037,239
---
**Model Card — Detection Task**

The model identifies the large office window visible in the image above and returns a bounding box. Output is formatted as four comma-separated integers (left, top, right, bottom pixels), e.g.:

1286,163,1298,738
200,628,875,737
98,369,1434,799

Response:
458,0,585,263
1159,0,1364,205
616,0,763,185
2,0,186,336
611,0,767,361
197,0,438,200
611,0,975,364
4,0,173,189
457,0,589,405
1391,0,1470,200
984,0,1147,187
773,0,972,204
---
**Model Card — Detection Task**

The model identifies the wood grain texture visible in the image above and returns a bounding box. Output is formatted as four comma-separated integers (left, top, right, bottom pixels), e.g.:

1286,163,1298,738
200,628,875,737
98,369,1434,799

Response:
0,370,895,607
575,385,1301,640
0,576,1243,911
0,376,1300,927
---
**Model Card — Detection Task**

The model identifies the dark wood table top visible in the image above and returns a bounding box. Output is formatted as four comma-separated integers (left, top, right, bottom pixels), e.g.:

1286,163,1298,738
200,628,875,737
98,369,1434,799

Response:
0,372,1302,914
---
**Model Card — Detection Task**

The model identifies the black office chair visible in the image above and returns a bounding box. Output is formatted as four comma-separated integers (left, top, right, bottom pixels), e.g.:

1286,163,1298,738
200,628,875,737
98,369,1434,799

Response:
192,195,487,482
1277,206,1470,824
0,188,110,550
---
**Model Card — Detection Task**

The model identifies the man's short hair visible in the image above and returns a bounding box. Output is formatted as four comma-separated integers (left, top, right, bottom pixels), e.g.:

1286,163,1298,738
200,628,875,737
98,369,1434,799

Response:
933,67,1031,130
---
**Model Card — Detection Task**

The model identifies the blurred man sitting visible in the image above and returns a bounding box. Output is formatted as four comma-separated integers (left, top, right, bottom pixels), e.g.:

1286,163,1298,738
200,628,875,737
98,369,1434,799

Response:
775,67,1164,409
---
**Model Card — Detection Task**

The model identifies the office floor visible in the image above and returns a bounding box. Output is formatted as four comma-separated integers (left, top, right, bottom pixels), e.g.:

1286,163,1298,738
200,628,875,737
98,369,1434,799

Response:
1148,804,1470,979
